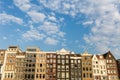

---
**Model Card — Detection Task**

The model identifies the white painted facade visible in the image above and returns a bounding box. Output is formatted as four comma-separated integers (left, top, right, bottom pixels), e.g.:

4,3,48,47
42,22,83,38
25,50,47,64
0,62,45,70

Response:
98,55,107,80
92,55,100,79
92,55,107,80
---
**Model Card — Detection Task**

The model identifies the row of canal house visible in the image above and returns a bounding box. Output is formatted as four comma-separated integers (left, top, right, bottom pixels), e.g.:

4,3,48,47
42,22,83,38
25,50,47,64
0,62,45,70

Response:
0,46,119,80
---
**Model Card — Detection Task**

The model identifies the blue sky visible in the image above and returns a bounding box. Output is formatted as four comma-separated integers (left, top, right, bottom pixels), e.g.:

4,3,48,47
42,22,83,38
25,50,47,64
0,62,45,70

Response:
0,0,120,59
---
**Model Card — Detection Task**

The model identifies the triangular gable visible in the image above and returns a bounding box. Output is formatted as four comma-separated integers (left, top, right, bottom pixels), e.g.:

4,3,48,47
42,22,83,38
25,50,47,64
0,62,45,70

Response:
103,51,116,60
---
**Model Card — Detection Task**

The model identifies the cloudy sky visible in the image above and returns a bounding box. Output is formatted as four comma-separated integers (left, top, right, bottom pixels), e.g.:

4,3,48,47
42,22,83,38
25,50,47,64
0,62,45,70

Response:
0,0,120,58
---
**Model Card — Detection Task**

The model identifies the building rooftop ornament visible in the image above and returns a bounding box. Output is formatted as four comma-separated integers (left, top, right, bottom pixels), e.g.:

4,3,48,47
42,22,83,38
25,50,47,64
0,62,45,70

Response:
56,48,70,54
81,51,92,56
60,48,67,52
71,51,75,54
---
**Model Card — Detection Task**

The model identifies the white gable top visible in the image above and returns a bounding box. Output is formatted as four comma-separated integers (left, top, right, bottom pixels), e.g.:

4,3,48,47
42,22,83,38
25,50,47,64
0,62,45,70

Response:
81,51,92,56
60,48,68,52
56,48,70,54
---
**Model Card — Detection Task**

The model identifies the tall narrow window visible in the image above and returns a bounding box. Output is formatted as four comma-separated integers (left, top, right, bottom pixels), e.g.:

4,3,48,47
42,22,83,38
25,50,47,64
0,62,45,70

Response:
40,64,42,67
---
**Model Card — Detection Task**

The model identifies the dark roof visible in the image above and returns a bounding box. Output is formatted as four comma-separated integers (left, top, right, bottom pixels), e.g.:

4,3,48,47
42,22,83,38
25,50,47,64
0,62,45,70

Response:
117,59,120,61
96,55,100,59
103,51,116,60
9,46,18,48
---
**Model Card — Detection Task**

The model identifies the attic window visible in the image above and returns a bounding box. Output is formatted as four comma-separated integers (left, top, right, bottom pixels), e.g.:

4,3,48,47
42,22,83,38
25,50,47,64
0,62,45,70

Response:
109,55,111,57
100,56,103,58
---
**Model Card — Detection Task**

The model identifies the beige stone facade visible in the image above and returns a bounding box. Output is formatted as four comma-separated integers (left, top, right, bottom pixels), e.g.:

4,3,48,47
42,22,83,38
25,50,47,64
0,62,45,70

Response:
15,52,25,80
35,51,46,80
81,52,93,80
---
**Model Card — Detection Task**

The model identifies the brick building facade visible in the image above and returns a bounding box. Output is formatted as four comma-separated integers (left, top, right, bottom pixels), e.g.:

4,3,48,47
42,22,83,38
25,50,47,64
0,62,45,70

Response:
103,51,119,80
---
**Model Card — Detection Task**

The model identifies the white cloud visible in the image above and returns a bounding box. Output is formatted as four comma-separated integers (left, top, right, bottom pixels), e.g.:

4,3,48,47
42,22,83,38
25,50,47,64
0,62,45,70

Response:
13,0,31,11
14,0,46,23
48,16,57,22
28,11,46,23
58,32,65,37
63,3,70,9
13,0,65,46
81,0,120,58
59,17,64,22
22,29,45,40
38,21,59,35
38,21,65,38
22,16,65,45
23,20,65,45
83,21,93,25
13,0,120,58
39,0,120,58
44,37,58,45
0,13,23,25
4,0,120,58
39,0,78,17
